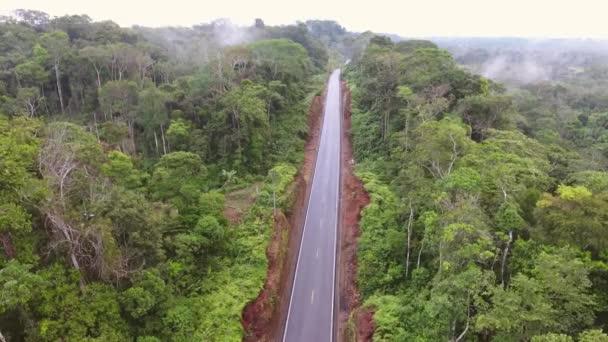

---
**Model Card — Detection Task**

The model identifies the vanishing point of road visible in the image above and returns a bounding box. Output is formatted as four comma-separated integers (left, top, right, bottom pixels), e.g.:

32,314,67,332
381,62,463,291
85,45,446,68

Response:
283,69,342,342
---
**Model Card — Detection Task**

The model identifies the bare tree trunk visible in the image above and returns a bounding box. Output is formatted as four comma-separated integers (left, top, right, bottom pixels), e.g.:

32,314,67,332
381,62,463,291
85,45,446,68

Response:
454,293,471,342
54,61,65,114
417,239,424,269
95,68,102,91
14,70,22,88
160,124,167,155
47,214,84,288
26,100,35,118
405,200,413,278
154,129,159,156
501,230,513,288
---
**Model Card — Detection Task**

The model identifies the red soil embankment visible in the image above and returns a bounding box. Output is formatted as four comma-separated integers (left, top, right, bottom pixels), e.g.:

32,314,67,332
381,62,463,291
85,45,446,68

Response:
338,81,373,342
241,90,326,341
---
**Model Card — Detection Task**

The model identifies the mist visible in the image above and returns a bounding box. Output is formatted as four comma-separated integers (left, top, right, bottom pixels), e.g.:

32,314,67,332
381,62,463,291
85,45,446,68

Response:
433,37,608,85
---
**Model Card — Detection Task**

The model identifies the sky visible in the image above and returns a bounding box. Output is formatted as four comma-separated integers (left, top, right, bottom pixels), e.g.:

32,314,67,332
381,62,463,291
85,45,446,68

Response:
2,0,608,38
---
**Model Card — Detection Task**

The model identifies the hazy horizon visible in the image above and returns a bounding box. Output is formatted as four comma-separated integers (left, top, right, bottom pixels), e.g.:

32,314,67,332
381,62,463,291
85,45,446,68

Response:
2,0,608,39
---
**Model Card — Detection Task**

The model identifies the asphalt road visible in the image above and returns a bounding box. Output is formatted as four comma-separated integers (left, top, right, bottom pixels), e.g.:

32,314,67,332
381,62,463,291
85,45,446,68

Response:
283,69,342,342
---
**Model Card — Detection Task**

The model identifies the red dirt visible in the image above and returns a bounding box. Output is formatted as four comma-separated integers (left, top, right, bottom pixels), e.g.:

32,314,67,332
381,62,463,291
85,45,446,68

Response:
242,211,290,341
338,81,373,342
224,206,241,224
353,307,375,342
241,88,326,341
224,182,263,224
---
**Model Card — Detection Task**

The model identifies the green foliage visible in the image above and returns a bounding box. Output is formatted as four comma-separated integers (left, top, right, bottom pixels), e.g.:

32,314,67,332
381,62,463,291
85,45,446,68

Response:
166,119,192,152
149,151,207,221
579,330,608,341
567,170,608,193
101,151,144,189
534,185,608,251
217,81,270,171
0,12,329,340
457,94,515,140
476,248,595,339
0,261,42,313
179,165,298,340
531,334,574,342
34,265,129,341
347,36,608,341
249,39,311,84
99,80,139,118
357,172,402,296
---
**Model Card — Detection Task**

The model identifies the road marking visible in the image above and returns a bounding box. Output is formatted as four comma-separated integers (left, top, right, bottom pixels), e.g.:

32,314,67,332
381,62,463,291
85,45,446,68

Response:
316,248,319,259
283,69,341,342
330,69,341,342
282,71,334,342
311,290,315,304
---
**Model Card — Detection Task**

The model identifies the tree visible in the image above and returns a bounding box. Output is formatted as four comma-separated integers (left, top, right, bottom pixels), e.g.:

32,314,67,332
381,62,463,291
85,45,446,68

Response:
534,185,608,252
0,261,43,341
14,57,47,87
16,87,43,117
579,330,608,341
40,30,70,114
38,122,125,281
80,45,110,90
136,86,169,155
409,118,472,180
457,94,514,141
33,265,129,341
249,39,311,84
218,81,270,170
0,115,45,262
476,248,595,339
98,80,138,151
101,151,144,189
99,80,138,120
149,152,207,225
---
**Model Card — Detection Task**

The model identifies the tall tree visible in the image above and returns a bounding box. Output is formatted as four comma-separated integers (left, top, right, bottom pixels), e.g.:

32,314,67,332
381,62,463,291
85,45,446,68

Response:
40,30,70,114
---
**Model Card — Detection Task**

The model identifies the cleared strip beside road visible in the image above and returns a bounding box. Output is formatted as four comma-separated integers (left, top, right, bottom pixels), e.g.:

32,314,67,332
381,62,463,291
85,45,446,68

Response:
283,69,342,342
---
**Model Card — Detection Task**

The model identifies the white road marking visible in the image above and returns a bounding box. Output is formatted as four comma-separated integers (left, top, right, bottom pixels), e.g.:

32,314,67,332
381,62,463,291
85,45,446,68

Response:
311,289,315,304
330,69,342,342
316,248,320,259
283,69,341,342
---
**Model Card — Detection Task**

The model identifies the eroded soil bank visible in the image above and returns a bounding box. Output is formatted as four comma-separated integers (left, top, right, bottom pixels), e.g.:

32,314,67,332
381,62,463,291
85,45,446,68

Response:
241,89,326,341
338,81,373,342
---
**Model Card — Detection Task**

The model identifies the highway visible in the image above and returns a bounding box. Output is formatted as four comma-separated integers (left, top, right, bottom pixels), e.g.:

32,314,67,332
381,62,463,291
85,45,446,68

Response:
283,69,342,342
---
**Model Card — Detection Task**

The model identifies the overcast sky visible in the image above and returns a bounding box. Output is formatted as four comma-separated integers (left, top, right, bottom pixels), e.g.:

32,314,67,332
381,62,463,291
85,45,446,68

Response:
2,0,608,38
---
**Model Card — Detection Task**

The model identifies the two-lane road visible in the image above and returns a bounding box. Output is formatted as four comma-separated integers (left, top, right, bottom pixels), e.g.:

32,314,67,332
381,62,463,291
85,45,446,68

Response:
283,69,342,342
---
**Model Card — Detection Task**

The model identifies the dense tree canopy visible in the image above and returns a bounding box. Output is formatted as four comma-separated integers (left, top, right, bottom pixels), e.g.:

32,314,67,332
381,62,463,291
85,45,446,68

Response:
0,10,329,341
346,35,608,341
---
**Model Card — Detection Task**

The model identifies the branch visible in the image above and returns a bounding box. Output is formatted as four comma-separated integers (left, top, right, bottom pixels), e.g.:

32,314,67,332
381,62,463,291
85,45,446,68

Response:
455,293,471,342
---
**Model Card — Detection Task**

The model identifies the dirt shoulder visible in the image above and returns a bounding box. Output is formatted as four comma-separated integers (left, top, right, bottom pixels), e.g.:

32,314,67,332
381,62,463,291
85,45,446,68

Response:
241,87,326,341
338,81,373,342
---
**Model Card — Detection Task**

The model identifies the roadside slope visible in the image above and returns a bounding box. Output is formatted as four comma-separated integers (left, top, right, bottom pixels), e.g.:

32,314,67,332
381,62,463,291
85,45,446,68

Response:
338,81,372,342
242,84,326,341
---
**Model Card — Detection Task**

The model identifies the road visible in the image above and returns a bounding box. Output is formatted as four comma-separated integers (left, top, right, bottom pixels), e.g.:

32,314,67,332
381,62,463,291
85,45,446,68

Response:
283,69,342,342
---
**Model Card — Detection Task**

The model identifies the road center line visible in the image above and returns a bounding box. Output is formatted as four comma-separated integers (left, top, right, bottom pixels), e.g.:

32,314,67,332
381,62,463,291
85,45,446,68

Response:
311,290,315,304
